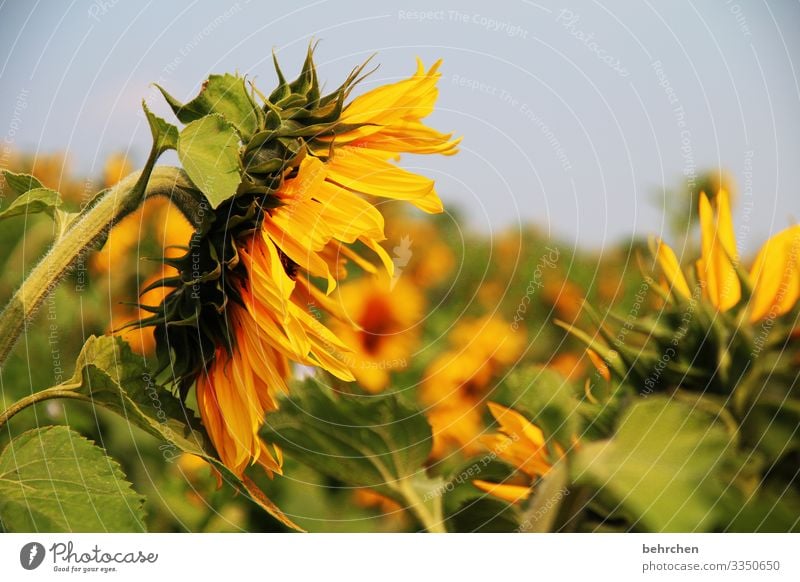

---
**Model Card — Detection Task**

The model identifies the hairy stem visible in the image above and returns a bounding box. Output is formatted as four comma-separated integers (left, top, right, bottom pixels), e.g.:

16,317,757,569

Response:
0,166,199,368
0,386,89,432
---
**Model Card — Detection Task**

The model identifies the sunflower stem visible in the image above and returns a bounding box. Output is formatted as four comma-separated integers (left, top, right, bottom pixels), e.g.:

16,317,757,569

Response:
396,476,446,533
0,386,89,432
0,165,198,368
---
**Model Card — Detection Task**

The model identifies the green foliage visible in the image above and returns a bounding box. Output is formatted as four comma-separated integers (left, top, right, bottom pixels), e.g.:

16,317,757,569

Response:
446,497,521,533
518,460,569,532
143,101,179,155
571,397,736,532
499,366,584,446
262,378,445,530
57,335,301,531
156,73,262,141
262,378,433,498
0,170,61,220
0,426,145,532
62,335,207,452
177,114,242,209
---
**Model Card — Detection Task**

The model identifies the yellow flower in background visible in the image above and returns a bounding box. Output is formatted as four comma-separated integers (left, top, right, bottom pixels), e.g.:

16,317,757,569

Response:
482,403,554,478
473,403,562,504
93,154,194,275
543,277,585,322
471,479,532,504
28,152,69,191
102,152,133,188
383,214,456,289
424,368,488,458
422,316,525,457
547,352,587,382
333,275,424,393
748,225,800,322
177,453,210,479
656,189,741,311
105,200,195,354
114,270,171,355
192,59,459,476
697,189,741,311
656,189,800,322
654,240,691,299
448,315,527,367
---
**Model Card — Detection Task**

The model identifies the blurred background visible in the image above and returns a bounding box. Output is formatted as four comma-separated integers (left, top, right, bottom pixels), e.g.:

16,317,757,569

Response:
0,0,798,532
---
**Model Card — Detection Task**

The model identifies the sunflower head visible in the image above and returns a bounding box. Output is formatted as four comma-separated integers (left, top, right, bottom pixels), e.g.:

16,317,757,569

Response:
139,48,374,393
562,188,800,398
134,49,459,475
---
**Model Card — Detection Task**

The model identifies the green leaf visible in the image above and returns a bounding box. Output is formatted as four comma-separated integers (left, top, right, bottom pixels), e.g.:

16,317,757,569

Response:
261,379,446,531
0,187,62,220
262,379,433,496
143,101,178,155
571,396,735,532
1,171,61,221
439,457,515,516
61,335,208,455
178,114,242,209
0,426,145,532
743,398,800,460
446,497,521,533
518,460,569,532
157,74,262,140
1,170,44,195
721,485,800,532
57,335,301,531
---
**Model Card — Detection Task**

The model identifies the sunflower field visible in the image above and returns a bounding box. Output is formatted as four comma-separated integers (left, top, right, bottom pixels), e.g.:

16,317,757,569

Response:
0,48,798,535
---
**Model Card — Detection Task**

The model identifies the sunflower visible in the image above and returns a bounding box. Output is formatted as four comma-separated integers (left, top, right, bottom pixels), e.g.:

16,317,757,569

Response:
656,188,800,321
145,53,459,476
473,403,563,504
332,275,424,393
421,315,525,457
383,211,456,289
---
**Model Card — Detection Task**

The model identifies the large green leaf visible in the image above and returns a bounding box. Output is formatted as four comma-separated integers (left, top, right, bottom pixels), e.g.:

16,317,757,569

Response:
0,426,145,532
262,379,436,503
62,335,207,454
1,170,61,221
177,114,242,209
57,335,300,531
571,396,735,532
157,73,262,140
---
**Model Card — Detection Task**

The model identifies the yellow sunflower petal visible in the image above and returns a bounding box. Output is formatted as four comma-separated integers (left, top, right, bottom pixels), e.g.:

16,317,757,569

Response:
749,225,800,322
325,146,435,203
473,480,531,504
655,239,691,298
487,402,546,448
698,190,741,311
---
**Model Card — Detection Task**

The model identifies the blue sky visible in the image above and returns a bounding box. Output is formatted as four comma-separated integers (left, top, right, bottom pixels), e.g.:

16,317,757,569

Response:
1,0,798,252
